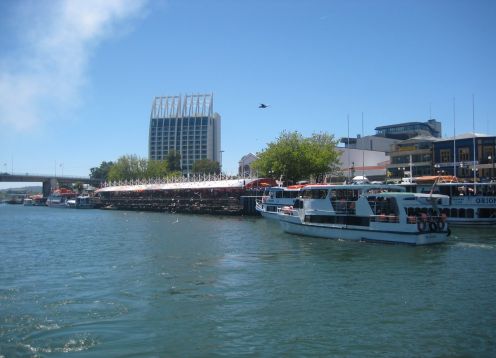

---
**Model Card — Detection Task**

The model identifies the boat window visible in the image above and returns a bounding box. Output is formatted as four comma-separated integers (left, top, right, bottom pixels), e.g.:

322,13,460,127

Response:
479,208,496,218
284,191,300,199
459,208,466,218
466,209,474,218
330,189,360,214
450,208,458,218
275,191,283,199
301,189,328,199
366,187,403,194
367,196,399,216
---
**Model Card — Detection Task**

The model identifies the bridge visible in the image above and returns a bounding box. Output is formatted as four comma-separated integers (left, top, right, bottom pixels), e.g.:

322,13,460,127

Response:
0,173,102,197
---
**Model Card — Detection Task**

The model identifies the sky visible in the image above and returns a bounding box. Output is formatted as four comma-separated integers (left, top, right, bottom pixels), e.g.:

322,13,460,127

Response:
1,0,495,189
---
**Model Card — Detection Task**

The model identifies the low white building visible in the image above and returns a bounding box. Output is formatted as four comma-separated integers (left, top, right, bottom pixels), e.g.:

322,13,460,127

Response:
335,148,389,180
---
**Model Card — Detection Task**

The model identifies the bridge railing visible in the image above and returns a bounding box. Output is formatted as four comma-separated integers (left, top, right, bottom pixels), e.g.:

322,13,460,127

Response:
0,172,96,180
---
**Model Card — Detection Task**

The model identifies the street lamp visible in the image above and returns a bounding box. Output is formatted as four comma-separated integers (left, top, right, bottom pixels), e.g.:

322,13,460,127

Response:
488,155,494,179
434,164,440,175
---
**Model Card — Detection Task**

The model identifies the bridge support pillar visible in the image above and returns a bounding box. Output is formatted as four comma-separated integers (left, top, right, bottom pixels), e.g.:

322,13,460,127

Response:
42,178,58,197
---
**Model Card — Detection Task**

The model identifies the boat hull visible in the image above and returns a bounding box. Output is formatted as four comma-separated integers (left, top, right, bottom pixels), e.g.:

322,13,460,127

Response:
279,218,448,245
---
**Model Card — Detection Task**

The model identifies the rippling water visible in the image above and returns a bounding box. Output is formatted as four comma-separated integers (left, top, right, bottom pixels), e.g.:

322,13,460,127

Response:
1,204,495,357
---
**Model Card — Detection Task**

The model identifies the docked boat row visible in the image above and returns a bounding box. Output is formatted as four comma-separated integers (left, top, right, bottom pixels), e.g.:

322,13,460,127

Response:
258,184,450,245
400,176,496,226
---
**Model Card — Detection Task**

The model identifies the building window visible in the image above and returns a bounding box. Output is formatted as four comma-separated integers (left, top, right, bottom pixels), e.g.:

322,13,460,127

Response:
440,149,451,163
459,147,470,161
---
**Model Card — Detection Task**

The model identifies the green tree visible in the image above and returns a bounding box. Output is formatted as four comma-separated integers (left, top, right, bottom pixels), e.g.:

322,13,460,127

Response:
252,131,340,183
107,155,147,181
146,160,169,178
192,159,220,174
166,150,182,172
89,161,114,180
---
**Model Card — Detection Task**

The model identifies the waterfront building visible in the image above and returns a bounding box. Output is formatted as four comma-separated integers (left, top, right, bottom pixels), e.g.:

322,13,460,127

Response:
335,148,389,181
238,153,258,177
433,133,496,181
341,119,442,153
375,119,442,140
340,135,398,153
387,135,438,179
148,94,221,173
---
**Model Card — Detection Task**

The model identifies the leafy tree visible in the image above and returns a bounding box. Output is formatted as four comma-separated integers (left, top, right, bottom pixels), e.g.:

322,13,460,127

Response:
252,131,340,183
107,155,147,181
89,161,114,180
167,150,182,172
146,160,169,178
192,159,220,174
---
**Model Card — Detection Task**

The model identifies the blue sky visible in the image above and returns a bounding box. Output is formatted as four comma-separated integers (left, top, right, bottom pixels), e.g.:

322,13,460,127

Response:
1,0,495,188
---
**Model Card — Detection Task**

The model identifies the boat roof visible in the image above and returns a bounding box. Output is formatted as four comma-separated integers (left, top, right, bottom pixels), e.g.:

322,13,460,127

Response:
302,183,405,191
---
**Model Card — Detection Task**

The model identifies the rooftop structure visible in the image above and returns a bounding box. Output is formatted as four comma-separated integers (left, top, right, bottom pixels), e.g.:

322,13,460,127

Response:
375,119,442,140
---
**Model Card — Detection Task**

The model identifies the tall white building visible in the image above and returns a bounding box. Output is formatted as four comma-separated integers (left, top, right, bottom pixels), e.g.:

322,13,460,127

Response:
148,94,221,172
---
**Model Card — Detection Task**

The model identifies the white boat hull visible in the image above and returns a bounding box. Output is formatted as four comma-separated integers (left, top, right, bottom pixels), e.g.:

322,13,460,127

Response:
279,216,448,245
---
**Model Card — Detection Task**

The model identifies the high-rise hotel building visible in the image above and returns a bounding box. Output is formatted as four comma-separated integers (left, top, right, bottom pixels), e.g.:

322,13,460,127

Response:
148,94,221,172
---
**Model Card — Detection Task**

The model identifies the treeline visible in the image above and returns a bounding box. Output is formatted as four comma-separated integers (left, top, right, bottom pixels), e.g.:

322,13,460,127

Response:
90,151,220,181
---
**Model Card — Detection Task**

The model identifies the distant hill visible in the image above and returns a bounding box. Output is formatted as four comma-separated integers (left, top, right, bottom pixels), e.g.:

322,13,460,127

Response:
0,186,42,194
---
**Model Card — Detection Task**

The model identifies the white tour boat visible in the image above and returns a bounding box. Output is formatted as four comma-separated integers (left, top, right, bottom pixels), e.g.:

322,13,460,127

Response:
256,185,306,219
402,176,496,226
277,184,450,245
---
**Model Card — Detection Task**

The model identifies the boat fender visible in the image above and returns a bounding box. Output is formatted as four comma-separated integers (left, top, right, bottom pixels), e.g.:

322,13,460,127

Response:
417,220,427,232
428,221,438,232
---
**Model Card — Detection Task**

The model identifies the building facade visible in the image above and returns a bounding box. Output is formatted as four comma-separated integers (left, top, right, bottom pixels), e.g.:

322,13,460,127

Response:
149,94,221,173
340,135,398,153
433,133,496,181
336,148,389,181
387,135,438,178
238,153,258,178
341,119,442,154
375,119,442,140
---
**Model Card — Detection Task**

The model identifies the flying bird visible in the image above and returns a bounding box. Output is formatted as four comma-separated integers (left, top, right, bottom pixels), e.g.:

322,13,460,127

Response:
259,103,270,109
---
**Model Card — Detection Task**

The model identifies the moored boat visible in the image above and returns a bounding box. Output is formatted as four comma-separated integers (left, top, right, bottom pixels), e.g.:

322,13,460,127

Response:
402,176,496,226
23,198,34,206
46,188,76,208
255,184,306,219
277,184,449,245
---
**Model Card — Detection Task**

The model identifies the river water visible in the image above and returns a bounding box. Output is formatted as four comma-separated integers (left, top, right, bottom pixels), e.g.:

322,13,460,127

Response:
1,204,495,357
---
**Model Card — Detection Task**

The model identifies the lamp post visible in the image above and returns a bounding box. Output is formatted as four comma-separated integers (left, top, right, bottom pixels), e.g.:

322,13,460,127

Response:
219,150,224,174
488,155,494,179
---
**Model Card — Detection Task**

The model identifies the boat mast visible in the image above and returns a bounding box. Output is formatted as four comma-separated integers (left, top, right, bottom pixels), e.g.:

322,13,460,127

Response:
453,97,456,178
473,94,477,194
362,112,365,178
347,114,351,182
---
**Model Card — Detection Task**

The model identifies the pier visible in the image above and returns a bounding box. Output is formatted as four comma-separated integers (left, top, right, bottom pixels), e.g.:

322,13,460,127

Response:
96,176,274,215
